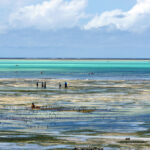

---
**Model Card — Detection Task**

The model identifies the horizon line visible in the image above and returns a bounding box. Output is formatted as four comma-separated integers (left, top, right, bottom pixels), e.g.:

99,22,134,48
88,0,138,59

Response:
0,58,150,60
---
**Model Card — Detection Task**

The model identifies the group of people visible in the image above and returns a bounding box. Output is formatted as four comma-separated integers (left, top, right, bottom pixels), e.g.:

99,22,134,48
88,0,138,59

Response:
32,81,68,110
59,82,68,88
36,81,46,88
36,81,68,89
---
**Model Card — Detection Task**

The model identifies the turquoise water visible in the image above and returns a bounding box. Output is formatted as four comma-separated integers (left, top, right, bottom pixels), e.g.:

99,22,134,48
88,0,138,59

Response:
0,59,150,79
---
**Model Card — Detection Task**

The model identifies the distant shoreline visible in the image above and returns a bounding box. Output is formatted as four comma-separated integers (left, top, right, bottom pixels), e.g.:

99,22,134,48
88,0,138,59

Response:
0,58,150,60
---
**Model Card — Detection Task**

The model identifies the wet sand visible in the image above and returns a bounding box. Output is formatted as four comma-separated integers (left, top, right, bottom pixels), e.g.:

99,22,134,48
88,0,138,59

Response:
0,79,150,149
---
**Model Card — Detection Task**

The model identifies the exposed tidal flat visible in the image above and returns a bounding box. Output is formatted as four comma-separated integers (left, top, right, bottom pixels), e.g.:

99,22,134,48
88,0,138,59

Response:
0,59,150,149
0,79,150,149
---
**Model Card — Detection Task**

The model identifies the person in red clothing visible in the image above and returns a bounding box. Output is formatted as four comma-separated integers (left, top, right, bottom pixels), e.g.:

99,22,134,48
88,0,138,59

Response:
31,103,40,109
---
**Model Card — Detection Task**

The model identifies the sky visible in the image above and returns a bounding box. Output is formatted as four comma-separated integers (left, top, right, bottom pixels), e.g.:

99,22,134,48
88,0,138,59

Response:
0,0,150,58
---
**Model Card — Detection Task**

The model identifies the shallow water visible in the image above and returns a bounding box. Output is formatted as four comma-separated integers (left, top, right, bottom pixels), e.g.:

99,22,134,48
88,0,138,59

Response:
0,60,150,149
0,59,150,80
0,78,150,149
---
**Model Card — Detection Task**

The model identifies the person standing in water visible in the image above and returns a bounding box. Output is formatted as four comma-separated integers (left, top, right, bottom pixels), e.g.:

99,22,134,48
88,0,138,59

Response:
65,82,68,88
42,82,44,88
44,81,46,88
59,82,61,88
36,82,38,88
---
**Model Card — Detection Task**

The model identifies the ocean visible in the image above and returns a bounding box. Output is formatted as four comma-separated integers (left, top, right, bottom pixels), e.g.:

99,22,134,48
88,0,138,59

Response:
0,59,150,80
0,59,150,150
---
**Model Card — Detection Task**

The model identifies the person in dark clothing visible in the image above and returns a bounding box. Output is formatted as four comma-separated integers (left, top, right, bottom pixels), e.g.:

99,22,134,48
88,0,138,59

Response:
31,103,40,109
36,82,38,88
31,103,35,109
65,82,67,88
44,82,46,88
42,82,44,88
59,82,61,88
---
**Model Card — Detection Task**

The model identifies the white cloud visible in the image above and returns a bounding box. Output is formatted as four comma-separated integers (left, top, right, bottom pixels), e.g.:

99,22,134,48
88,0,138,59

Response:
9,0,87,30
84,0,150,32
0,0,44,32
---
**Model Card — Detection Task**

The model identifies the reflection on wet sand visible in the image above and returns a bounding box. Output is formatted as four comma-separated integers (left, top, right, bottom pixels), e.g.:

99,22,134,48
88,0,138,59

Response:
0,79,150,149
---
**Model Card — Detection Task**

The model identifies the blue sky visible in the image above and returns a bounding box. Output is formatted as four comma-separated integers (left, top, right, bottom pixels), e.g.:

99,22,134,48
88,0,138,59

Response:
0,0,150,58
86,0,136,14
